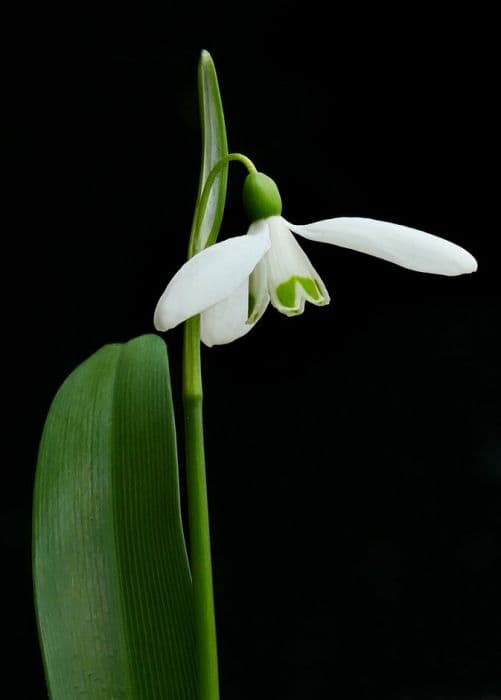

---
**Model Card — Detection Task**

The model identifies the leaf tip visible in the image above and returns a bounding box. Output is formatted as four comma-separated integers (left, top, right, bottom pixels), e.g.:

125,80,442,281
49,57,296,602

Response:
200,49,213,65
124,333,167,354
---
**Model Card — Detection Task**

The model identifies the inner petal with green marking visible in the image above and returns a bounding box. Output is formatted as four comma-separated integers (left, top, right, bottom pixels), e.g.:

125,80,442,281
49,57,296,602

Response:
264,216,330,317
247,258,270,324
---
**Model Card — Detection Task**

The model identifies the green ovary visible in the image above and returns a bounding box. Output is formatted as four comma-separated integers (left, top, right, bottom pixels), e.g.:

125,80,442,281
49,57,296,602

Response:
276,276,323,309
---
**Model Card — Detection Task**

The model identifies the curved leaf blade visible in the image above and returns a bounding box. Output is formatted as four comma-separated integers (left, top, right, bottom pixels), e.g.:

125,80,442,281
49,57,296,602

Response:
33,334,196,699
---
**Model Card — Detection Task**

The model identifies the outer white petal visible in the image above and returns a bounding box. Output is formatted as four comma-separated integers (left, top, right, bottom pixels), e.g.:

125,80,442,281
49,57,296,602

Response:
288,217,478,276
201,281,257,347
154,221,270,331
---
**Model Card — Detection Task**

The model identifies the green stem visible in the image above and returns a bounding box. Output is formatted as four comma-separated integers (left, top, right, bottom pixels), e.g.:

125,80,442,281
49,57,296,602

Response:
183,150,256,700
183,315,219,700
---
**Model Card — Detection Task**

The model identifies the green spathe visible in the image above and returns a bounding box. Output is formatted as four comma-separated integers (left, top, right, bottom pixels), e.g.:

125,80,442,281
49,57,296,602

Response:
242,171,282,221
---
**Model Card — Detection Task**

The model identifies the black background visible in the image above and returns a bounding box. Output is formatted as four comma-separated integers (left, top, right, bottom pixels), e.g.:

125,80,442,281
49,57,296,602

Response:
6,3,501,698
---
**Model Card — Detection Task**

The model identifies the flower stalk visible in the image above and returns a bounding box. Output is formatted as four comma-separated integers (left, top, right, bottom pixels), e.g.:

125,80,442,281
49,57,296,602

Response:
190,153,257,256
183,313,219,700
182,152,259,700
182,151,262,699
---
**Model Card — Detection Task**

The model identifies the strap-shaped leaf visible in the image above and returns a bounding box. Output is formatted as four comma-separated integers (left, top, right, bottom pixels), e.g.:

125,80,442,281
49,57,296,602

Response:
33,334,196,699
194,49,229,250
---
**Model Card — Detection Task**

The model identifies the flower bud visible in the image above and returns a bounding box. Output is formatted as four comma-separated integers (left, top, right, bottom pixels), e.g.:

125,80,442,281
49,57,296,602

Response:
242,172,282,221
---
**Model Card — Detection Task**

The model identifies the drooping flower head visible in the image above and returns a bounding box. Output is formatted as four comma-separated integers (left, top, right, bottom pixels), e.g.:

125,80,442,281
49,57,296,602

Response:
154,170,477,346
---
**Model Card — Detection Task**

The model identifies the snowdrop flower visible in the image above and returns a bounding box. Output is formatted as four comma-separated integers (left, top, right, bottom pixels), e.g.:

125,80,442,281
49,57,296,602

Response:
154,172,477,346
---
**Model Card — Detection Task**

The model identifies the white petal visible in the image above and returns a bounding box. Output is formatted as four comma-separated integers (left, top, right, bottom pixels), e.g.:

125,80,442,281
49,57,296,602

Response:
288,217,477,276
154,220,270,331
201,281,256,347
265,216,330,316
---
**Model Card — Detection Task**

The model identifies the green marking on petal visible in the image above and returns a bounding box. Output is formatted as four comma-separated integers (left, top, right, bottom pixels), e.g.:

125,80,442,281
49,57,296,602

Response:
248,292,256,317
298,277,322,301
276,278,297,308
276,276,324,309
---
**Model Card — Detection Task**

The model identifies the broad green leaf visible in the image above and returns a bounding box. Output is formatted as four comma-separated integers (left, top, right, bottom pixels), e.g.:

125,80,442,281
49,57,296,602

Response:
193,49,229,251
33,334,196,699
